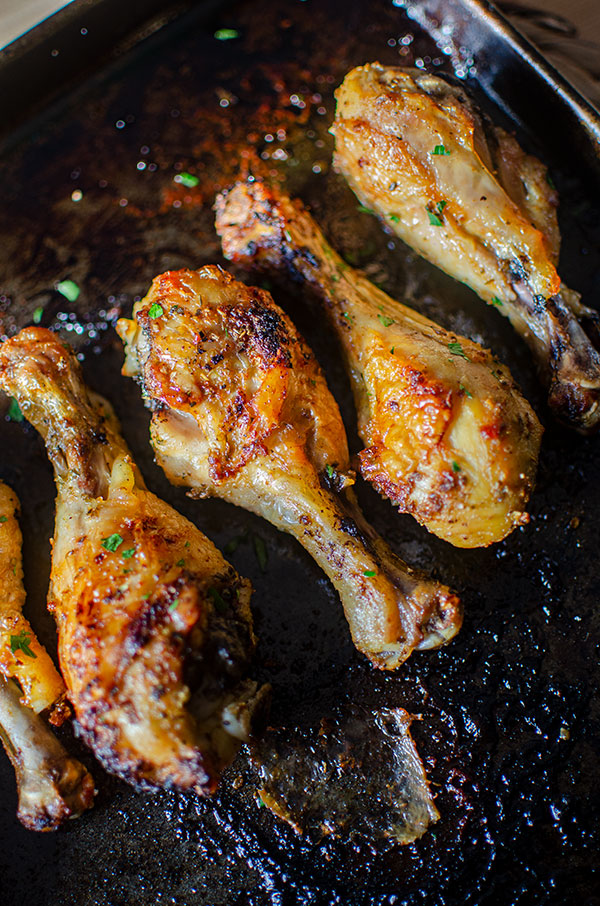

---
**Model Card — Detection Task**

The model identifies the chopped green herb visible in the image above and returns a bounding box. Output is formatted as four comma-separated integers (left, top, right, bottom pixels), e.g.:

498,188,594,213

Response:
388,213,401,223
148,302,164,319
342,312,353,323
427,209,443,227
309,379,316,386
142,593,150,600
101,533,124,552
0,516,7,524
491,296,503,307
432,144,451,156
378,313,395,328
56,279,80,302
174,172,199,188
325,463,335,478
176,558,185,567
10,630,36,659
546,173,556,190
363,570,376,577
225,532,247,555
356,203,375,215
459,383,473,398
452,461,461,472
208,586,228,613
448,341,469,361
437,200,447,213
253,534,268,573
391,347,395,355
491,369,502,381
121,547,136,559
184,541,190,548
214,27,239,40
7,399,23,422
284,229,292,242
32,306,44,324
168,598,179,613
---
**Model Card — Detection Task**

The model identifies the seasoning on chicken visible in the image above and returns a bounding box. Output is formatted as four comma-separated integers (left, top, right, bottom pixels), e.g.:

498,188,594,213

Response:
331,63,600,433
117,266,461,670
0,329,268,796
0,480,94,830
215,179,542,548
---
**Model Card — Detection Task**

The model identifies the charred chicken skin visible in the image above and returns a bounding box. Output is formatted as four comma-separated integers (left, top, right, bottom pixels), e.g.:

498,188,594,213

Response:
117,266,461,670
0,480,94,831
216,179,542,548
331,63,600,432
0,329,267,795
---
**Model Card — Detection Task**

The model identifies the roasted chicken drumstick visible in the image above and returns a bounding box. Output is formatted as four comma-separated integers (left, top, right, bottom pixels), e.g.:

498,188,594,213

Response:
0,329,267,795
0,480,94,830
216,180,542,548
117,266,461,669
331,63,600,432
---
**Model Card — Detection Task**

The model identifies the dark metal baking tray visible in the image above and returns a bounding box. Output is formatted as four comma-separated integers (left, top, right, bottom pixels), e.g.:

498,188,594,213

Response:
0,1,599,904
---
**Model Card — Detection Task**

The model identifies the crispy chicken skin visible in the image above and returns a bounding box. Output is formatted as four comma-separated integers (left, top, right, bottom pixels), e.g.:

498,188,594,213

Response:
216,180,542,548
117,266,462,669
0,329,267,795
331,63,600,432
0,481,94,831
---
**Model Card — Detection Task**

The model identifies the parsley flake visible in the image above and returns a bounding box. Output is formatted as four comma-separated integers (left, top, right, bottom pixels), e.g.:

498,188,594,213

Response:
7,399,23,422
176,558,185,567
448,341,470,361
56,279,80,302
0,516,7,523
432,144,451,156
102,533,123,552
459,383,473,398
388,213,401,223
214,27,239,40
427,209,443,227
148,302,164,319
452,461,461,472
364,570,376,577
33,305,44,324
174,172,199,188
10,630,36,659
208,586,228,613
491,296,503,307
121,547,136,559
325,464,335,478
377,313,395,328
253,534,268,573
356,203,375,215
168,598,179,613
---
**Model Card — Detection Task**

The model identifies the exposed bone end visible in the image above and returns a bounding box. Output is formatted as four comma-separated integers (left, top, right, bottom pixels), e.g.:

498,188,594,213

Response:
0,677,94,831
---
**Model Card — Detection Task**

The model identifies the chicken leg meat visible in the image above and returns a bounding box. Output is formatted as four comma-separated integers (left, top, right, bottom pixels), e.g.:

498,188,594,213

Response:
216,179,542,548
0,329,268,795
117,265,461,669
0,480,94,830
331,63,600,432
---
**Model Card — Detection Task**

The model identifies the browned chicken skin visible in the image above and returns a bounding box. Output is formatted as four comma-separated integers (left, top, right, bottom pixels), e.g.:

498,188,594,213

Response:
216,179,542,548
0,329,268,795
117,266,461,670
0,480,94,830
331,63,600,432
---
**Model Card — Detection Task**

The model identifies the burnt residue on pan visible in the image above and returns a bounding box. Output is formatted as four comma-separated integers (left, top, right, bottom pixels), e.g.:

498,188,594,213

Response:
0,0,599,904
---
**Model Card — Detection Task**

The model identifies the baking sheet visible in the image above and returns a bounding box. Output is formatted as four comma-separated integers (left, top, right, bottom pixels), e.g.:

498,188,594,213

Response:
0,0,599,903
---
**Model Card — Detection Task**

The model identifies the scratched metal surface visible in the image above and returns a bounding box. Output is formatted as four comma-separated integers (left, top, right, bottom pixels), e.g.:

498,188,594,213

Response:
0,1,599,903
